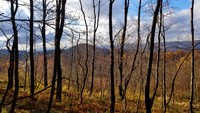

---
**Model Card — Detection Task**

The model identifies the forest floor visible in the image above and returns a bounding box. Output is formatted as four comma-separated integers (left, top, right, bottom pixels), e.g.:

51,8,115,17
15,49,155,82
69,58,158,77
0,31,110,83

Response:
0,78,200,113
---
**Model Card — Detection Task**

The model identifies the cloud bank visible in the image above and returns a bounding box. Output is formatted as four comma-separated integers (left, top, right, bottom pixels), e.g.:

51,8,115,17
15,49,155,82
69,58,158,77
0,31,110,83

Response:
0,0,199,50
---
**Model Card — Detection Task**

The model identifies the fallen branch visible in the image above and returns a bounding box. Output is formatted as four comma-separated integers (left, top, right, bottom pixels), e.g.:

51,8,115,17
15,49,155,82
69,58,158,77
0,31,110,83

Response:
17,85,51,100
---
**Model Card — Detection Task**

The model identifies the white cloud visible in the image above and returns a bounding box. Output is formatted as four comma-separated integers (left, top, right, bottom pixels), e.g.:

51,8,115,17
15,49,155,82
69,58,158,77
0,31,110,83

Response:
1,0,200,50
163,0,200,41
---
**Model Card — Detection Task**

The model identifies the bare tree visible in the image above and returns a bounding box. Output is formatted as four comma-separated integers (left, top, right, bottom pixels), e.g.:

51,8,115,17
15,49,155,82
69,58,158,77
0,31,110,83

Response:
154,0,163,111
162,28,167,112
47,0,67,112
109,0,116,112
190,0,195,112
9,0,19,112
145,0,161,113
30,0,35,95
78,0,89,104
119,0,142,104
55,0,66,102
136,58,144,113
76,34,84,92
118,0,130,101
0,29,14,112
136,1,142,112
68,29,74,90
41,0,48,87
162,3,167,113
7,38,14,90
24,34,29,90
90,0,101,96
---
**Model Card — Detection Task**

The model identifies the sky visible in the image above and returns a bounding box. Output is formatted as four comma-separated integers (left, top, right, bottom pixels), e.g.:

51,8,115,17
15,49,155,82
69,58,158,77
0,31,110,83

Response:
0,0,198,50
171,0,190,9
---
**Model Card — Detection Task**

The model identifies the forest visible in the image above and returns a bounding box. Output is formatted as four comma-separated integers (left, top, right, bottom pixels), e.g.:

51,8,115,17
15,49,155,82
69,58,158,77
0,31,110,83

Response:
0,0,200,113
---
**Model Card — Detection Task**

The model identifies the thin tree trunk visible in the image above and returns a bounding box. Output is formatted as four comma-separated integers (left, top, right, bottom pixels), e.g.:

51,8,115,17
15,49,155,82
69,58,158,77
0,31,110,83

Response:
145,0,161,113
24,36,28,90
190,0,195,112
47,0,66,112
68,30,74,90
165,45,194,108
118,0,129,100
56,55,62,101
79,0,89,104
136,58,143,113
34,52,38,87
8,39,14,90
46,44,58,113
121,0,141,99
90,0,100,96
153,1,163,111
76,36,85,101
56,0,67,102
76,34,83,93
42,0,48,87
109,0,115,112
136,1,143,110
0,38,14,113
162,10,167,113
10,0,19,112
30,0,35,95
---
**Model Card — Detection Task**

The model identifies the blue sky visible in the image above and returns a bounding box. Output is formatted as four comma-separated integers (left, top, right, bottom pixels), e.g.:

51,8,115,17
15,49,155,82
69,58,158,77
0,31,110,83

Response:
171,0,190,9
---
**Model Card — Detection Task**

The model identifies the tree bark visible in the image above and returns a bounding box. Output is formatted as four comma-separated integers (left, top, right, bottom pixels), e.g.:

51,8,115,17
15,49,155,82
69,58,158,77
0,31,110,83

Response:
90,0,100,96
145,0,161,113
9,0,19,112
0,27,15,113
42,0,48,87
55,0,66,102
47,0,66,112
109,0,115,112
190,0,195,112
68,30,74,90
78,0,89,104
24,37,28,90
30,0,35,95
161,5,167,113
118,0,129,101
121,0,141,100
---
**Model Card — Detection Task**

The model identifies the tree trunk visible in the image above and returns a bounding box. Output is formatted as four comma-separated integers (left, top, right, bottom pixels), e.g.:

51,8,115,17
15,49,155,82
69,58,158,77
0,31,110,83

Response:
190,0,195,112
30,0,35,95
56,54,62,101
121,0,141,100
42,0,48,87
109,0,115,112
47,0,66,112
8,45,14,89
78,0,89,104
0,38,14,113
75,36,81,92
10,0,19,112
68,30,74,90
145,0,161,113
90,0,100,96
118,0,129,101
136,58,143,113
55,0,66,102
162,6,167,113
24,37,28,90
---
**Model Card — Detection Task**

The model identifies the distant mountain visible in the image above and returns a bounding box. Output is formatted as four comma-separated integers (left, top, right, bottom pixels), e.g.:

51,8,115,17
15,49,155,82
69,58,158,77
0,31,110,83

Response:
113,40,200,52
62,43,110,56
0,49,9,55
1,40,200,59
0,49,27,60
156,40,200,51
